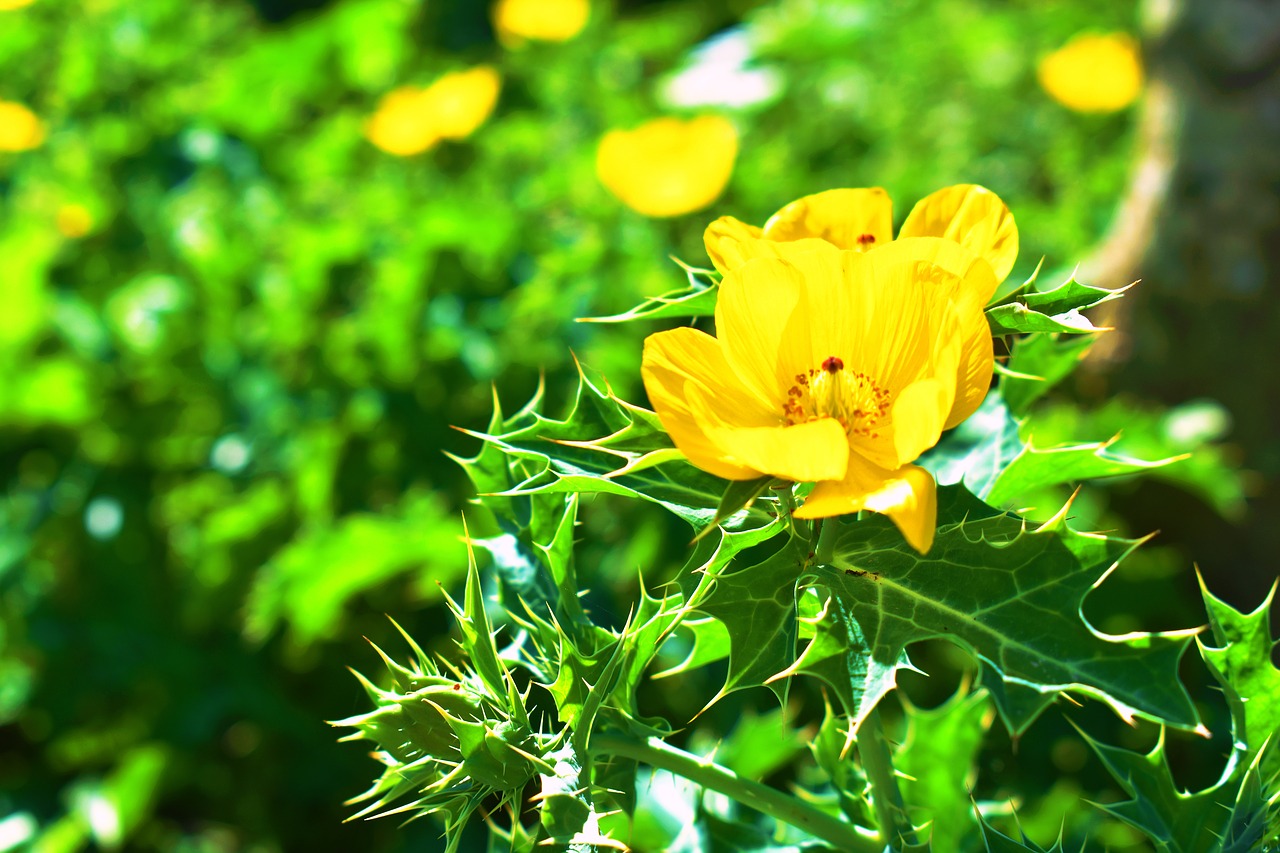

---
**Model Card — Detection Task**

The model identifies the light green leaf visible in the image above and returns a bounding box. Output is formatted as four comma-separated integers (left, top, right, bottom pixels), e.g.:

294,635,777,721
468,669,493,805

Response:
986,303,1103,336
985,275,1126,337
986,440,1185,507
579,264,718,324
1022,398,1247,520
898,686,994,850
1197,578,1280,779
999,333,1096,415
244,494,465,647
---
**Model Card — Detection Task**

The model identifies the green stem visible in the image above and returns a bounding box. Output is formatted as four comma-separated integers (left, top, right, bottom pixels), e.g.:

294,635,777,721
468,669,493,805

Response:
591,733,881,852
857,705,917,847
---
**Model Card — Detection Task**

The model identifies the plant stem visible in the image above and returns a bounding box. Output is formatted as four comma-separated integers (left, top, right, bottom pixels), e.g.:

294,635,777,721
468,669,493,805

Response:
591,732,881,852
857,705,917,847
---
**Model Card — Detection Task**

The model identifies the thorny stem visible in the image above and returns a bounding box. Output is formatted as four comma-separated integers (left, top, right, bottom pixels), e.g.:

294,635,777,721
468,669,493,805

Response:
591,733,882,853
857,704,918,847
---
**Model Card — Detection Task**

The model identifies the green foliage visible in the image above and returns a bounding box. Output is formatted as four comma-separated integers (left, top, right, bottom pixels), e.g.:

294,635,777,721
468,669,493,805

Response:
1,0,1269,850
336,280,1277,848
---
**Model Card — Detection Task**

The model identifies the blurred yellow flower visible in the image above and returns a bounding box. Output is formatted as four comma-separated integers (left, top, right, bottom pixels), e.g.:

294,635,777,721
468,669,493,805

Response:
0,0,37,10
57,204,94,238
0,101,45,152
493,0,588,44
642,236,999,553
596,115,737,218
1037,33,1143,113
365,67,501,156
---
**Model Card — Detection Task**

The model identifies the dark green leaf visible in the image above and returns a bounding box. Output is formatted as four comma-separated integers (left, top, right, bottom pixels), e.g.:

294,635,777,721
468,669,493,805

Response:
806,486,1199,735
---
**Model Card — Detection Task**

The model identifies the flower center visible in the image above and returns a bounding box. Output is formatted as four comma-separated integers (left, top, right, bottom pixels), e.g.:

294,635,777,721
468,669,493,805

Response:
782,356,891,438
856,233,877,247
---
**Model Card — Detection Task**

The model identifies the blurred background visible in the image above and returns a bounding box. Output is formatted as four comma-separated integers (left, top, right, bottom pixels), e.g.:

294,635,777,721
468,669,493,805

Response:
1,0,1277,850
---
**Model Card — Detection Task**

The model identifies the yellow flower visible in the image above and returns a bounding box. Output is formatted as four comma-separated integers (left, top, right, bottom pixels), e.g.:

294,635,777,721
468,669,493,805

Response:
0,101,45,152
644,206,1008,552
0,0,37,10
57,204,94,238
492,0,589,44
1037,33,1143,113
705,184,1018,282
365,67,501,156
596,115,737,218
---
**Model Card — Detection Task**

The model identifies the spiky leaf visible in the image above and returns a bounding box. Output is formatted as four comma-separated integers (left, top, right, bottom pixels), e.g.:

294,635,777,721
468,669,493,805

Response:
802,486,1198,735
898,686,995,850
580,263,718,324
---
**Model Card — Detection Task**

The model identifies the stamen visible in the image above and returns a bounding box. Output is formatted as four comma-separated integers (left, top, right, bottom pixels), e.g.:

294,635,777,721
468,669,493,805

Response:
781,358,891,437
856,233,876,245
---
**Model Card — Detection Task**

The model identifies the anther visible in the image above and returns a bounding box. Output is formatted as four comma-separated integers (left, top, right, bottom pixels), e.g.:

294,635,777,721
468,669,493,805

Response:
822,356,844,373
856,233,876,245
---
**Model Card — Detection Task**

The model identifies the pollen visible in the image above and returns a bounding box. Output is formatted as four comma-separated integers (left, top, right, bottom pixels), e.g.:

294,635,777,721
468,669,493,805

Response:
856,233,876,246
782,358,891,438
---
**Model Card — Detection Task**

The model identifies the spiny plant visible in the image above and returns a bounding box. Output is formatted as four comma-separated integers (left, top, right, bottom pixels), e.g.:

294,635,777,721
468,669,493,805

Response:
333,186,1279,851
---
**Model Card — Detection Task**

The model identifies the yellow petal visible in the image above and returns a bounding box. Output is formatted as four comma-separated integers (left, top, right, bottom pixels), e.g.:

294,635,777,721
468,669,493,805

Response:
641,328,772,480
703,216,836,273
715,256,813,406
899,185,1018,284
1038,33,1143,113
795,459,938,553
689,385,849,482
841,250,956,394
426,66,502,140
890,373,956,466
763,188,894,251
0,101,45,152
704,217,763,273
865,238,996,429
492,0,589,44
872,236,999,313
597,115,737,218
944,310,995,430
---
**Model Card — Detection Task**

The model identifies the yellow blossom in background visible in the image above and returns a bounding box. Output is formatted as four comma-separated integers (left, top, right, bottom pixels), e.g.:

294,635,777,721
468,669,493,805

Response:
57,204,94,238
0,101,45,152
0,0,37,10
1037,33,1143,113
596,115,737,218
365,67,501,156
493,0,589,44
642,235,999,553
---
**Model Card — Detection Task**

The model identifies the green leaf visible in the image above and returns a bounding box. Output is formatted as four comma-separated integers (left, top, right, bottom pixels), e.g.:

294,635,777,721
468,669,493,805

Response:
1078,727,1235,852
999,333,1096,415
1010,277,1128,318
1197,577,1280,779
243,494,465,647
683,522,802,709
1021,398,1247,520
695,706,812,782
986,274,1126,337
898,686,994,850
919,391,1023,499
579,263,718,324
975,812,1080,852
805,486,1199,735
466,366,773,530
986,304,1103,336
986,439,1185,507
